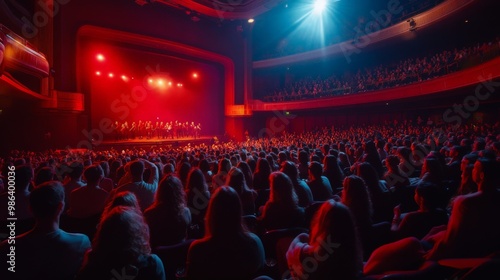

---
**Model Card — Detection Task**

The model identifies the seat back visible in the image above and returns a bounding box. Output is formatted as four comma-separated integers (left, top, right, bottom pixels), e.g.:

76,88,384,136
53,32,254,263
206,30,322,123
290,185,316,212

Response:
153,239,195,280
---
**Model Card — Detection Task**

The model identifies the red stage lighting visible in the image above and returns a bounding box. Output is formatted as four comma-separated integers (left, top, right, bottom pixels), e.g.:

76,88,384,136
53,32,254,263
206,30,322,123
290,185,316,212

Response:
96,54,105,61
108,73,114,78
121,75,129,82
95,71,101,76
192,73,198,78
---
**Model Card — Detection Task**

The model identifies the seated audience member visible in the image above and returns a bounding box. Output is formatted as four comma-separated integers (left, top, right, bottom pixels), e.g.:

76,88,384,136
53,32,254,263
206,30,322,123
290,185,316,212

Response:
212,158,231,190
62,161,85,208
186,187,265,279
162,163,175,179
356,162,393,223
226,167,258,215
186,168,211,233
286,200,363,280
0,181,91,280
253,158,272,191
177,162,192,188
98,161,114,192
102,191,141,216
199,159,213,185
35,166,57,187
144,175,191,248
67,164,110,219
109,159,159,212
426,157,500,260
76,206,165,280
237,161,254,191
281,161,313,207
391,182,449,240
258,172,306,231
383,155,410,191
307,161,334,201
323,155,345,192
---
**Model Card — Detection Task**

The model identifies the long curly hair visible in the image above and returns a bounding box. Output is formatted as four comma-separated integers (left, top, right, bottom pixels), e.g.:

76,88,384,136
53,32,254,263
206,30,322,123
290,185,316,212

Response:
90,206,151,266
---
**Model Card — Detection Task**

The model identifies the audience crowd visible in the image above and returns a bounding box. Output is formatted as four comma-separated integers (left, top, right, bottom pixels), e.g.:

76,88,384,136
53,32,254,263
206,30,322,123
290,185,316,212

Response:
1,119,500,279
261,39,500,102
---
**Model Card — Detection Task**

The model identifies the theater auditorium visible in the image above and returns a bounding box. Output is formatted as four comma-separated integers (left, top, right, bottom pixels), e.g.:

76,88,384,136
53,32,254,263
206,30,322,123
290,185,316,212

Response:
1,0,500,279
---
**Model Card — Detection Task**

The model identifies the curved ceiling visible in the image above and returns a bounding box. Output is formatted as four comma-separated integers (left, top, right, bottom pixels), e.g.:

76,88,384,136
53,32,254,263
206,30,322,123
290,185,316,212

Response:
152,0,283,20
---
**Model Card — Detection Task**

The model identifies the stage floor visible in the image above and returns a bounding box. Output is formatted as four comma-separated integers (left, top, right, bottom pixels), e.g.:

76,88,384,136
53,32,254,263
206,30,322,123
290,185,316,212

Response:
96,136,215,150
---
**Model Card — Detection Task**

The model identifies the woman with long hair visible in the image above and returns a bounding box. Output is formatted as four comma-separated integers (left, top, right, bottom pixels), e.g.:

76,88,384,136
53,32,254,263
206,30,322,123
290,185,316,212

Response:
237,161,254,190
186,187,265,279
144,175,191,248
286,200,363,280
323,155,345,192
226,167,257,215
356,162,393,223
258,172,306,231
280,161,313,207
253,158,272,190
185,168,211,235
76,206,165,280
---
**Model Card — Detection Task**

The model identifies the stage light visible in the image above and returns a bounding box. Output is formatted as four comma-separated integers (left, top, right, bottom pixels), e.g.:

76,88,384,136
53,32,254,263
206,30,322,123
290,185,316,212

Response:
121,75,129,82
248,18,254,23
157,79,164,86
95,71,101,76
96,54,105,62
177,83,183,87
192,73,198,78
168,81,172,86
108,73,114,78
313,0,327,14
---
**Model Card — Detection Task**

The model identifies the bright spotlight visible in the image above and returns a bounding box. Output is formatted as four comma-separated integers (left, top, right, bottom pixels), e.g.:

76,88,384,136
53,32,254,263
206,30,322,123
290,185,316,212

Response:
148,78,154,84
121,75,129,82
192,73,198,78
248,18,254,23
108,73,114,78
96,54,105,62
313,0,327,14
157,79,164,86
95,71,101,76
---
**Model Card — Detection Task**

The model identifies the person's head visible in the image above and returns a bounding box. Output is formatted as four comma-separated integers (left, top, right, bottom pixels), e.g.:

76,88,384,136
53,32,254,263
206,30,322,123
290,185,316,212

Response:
178,162,192,185
385,155,400,171
34,166,56,187
255,158,271,176
341,175,373,224
99,161,110,177
308,161,323,180
162,163,175,177
280,161,299,182
269,171,298,206
421,157,443,182
92,206,150,265
218,158,231,174
187,168,208,193
129,160,145,181
15,164,33,190
307,200,362,278
103,191,140,216
461,153,478,172
298,150,309,164
472,158,500,191
236,161,253,188
30,181,65,220
151,175,185,212
83,164,104,185
226,167,248,194
199,159,211,173
67,161,84,180
414,182,442,211
355,162,379,187
205,186,245,238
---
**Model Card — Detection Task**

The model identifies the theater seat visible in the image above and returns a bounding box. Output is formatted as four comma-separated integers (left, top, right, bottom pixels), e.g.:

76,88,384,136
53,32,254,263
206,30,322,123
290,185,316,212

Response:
153,239,195,280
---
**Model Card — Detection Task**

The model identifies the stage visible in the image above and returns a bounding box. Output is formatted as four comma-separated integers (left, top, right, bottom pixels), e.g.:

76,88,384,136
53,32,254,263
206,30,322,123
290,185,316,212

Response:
95,136,217,150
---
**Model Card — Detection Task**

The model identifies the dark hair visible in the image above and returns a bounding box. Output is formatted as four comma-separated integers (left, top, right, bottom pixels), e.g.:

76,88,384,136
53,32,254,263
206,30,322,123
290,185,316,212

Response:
30,181,64,219
205,186,246,238
91,206,151,266
129,160,145,178
84,164,104,184
308,161,323,178
103,191,140,216
150,175,186,213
